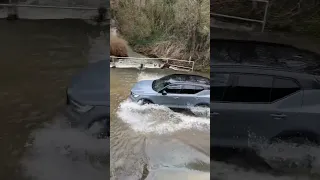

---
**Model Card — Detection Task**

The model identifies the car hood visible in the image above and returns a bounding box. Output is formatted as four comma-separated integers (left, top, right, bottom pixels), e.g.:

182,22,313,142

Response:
131,80,155,94
67,60,109,106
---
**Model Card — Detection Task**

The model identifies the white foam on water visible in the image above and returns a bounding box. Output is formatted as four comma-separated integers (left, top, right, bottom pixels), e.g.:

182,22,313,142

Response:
189,106,210,118
110,58,163,69
20,115,109,180
136,71,165,81
116,100,210,135
146,168,210,180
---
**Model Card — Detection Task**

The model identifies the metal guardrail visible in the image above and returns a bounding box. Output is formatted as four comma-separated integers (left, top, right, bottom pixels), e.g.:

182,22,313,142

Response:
110,56,195,71
0,3,97,10
211,0,269,32
0,2,110,22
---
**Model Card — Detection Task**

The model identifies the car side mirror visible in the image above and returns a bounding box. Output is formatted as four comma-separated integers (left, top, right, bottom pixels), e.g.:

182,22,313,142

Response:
161,90,167,95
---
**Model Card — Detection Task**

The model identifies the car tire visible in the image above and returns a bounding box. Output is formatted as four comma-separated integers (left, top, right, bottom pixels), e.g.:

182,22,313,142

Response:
86,118,109,139
137,99,153,105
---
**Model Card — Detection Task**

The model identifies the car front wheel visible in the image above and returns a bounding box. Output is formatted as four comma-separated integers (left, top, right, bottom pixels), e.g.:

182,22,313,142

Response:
137,99,153,105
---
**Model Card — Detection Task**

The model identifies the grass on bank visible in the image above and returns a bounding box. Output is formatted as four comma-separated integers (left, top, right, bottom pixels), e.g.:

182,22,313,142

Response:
111,0,210,72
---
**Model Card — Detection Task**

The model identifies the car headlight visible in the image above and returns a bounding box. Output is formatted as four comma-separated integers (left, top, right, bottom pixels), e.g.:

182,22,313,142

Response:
131,92,140,98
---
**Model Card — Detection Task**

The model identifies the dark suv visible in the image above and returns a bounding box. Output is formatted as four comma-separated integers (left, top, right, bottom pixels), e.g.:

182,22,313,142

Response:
65,60,109,138
211,63,320,149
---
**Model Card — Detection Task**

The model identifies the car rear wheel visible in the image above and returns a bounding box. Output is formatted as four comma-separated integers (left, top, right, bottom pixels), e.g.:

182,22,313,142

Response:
86,118,109,139
137,99,153,105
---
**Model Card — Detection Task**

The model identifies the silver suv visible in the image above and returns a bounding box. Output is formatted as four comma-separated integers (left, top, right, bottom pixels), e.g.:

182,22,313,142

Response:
211,63,320,148
130,74,210,108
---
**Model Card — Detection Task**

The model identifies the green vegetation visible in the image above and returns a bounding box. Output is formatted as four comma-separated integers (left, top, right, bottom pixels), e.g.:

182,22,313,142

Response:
111,0,210,71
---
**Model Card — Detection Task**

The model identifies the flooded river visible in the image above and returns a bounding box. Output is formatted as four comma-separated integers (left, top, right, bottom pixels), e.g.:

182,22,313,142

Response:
0,19,108,179
110,68,210,180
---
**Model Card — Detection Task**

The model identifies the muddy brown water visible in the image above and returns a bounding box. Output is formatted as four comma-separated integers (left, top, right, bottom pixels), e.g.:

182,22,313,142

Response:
0,19,108,180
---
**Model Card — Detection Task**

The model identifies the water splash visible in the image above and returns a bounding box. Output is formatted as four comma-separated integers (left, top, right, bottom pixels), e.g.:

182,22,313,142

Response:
116,100,210,135
20,114,109,180
136,71,165,82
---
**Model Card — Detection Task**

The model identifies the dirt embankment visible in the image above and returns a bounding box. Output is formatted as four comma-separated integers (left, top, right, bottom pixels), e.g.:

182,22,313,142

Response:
110,33,129,57
111,0,210,72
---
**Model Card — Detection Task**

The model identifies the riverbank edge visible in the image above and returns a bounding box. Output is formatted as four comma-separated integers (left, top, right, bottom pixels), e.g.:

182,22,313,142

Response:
130,46,210,74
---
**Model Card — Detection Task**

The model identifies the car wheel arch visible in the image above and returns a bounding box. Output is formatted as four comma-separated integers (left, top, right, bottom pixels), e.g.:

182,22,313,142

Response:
138,98,154,104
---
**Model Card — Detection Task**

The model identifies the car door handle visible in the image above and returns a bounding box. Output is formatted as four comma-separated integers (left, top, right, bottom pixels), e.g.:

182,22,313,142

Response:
173,97,179,99
212,112,220,116
270,114,287,118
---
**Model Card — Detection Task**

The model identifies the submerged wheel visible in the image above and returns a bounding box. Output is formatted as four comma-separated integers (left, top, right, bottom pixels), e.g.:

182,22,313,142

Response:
86,118,109,139
137,99,153,105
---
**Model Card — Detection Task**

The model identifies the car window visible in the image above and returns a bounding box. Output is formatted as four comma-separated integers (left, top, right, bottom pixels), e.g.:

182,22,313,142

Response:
270,78,300,101
152,79,169,92
211,73,231,101
180,85,204,94
180,85,196,94
165,84,182,94
223,74,273,103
